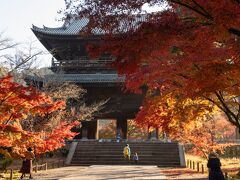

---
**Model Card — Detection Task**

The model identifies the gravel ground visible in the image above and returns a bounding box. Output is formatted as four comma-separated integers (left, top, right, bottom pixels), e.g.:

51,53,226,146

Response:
32,165,167,180
160,167,208,180
19,166,209,180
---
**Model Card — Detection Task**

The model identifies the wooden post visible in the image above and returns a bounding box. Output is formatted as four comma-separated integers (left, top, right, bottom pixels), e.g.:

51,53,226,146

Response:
193,161,195,170
35,164,38,173
10,169,13,180
201,164,204,174
225,172,228,180
156,128,159,139
117,116,128,139
187,159,189,167
190,160,192,169
45,163,48,170
197,162,200,172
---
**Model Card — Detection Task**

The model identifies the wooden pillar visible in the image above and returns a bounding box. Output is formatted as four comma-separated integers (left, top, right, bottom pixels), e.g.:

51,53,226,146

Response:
117,116,128,139
95,120,99,139
156,128,159,140
71,125,82,139
81,121,88,139
236,127,240,139
86,119,99,139
147,126,151,140
116,127,121,139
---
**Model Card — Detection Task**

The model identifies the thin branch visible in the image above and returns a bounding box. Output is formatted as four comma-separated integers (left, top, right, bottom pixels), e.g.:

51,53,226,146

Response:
203,96,224,111
229,28,240,36
236,102,240,120
0,92,14,106
170,0,213,20
215,91,239,124
4,113,13,125
0,43,18,51
191,0,213,19
9,51,43,72
204,95,238,126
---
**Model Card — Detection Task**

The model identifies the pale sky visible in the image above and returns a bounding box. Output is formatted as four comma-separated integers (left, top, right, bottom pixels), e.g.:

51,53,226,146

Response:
0,0,66,67
0,1,165,67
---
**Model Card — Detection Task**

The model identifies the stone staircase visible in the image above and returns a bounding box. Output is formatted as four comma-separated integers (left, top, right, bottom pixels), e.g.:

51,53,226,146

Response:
69,141,184,167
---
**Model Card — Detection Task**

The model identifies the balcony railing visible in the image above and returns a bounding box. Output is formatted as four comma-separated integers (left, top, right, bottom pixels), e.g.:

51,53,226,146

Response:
52,58,115,69
43,74,125,83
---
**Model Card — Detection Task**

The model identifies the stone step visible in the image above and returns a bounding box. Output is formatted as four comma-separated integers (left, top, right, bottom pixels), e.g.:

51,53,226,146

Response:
75,147,179,150
74,153,179,156
72,155,179,159
76,146,178,149
75,144,178,147
71,161,180,166
74,141,178,144
77,145,176,149
70,141,181,167
72,158,179,162
76,148,178,154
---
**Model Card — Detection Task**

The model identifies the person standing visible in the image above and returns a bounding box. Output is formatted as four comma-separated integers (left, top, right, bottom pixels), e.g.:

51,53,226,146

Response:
133,152,139,164
116,132,121,143
20,147,35,179
123,144,131,161
207,152,225,180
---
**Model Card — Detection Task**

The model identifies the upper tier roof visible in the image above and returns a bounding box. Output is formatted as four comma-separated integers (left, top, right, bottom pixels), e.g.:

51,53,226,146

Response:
32,18,104,35
32,16,147,36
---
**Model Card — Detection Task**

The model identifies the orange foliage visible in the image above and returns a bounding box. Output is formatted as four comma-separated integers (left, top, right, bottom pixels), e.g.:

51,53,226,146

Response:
134,95,235,157
170,117,235,158
0,75,79,157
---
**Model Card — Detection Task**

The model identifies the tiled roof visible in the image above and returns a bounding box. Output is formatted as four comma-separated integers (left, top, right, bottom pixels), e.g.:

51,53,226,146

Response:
27,74,125,83
32,16,146,36
32,18,91,35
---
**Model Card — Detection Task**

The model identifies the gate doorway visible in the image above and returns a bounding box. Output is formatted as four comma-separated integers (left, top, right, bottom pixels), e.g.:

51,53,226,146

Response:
98,119,116,139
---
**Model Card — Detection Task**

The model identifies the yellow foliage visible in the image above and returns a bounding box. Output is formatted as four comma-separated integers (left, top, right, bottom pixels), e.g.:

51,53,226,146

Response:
0,149,11,158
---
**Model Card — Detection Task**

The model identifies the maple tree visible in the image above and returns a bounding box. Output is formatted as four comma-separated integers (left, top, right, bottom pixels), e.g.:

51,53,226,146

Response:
0,75,79,158
170,115,235,158
63,1,240,133
135,94,235,157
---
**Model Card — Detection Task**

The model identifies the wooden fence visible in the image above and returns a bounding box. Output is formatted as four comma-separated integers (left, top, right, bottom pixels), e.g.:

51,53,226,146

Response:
223,170,240,180
186,159,240,180
186,159,205,174
33,160,65,172
8,160,65,180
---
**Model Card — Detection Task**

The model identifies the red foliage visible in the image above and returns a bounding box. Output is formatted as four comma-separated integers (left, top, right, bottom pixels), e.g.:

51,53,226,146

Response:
63,1,240,131
0,75,79,157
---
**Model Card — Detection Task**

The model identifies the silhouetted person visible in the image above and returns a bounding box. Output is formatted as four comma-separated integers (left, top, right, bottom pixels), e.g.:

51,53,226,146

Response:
207,152,224,180
20,147,34,179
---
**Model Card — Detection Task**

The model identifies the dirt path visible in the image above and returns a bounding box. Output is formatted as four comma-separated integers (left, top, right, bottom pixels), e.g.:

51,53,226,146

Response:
160,167,208,180
20,166,209,180
32,165,167,180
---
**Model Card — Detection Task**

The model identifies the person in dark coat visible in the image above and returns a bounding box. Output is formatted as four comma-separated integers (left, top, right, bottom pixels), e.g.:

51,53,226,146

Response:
20,147,34,179
207,152,225,180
